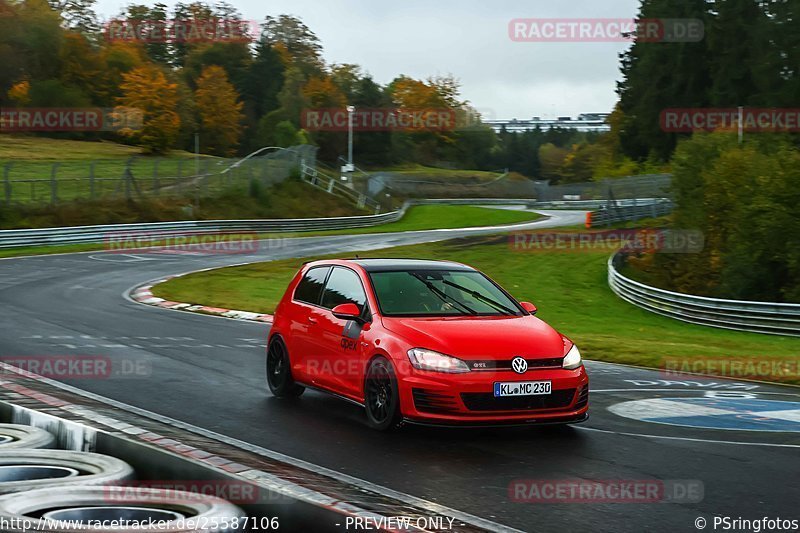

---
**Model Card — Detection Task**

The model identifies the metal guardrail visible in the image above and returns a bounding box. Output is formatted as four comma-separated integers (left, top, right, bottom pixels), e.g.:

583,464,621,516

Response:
0,197,672,249
0,212,406,248
590,200,674,226
608,252,800,337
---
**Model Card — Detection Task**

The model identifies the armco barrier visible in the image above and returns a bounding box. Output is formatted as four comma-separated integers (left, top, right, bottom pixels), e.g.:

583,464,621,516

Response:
589,200,674,226
0,211,403,249
608,252,800,337
0,198,669,249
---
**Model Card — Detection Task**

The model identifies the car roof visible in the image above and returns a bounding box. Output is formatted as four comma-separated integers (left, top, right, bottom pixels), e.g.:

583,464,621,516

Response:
309,258,475,273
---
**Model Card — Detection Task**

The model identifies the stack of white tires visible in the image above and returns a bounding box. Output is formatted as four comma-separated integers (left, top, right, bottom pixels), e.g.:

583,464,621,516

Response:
0,424,246,531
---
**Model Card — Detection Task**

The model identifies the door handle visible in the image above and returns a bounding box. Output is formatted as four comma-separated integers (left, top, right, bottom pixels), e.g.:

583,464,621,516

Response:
307,316,317,324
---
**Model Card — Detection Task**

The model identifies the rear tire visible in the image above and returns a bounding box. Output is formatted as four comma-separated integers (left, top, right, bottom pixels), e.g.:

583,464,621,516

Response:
266,337,305,399
364,357,403,431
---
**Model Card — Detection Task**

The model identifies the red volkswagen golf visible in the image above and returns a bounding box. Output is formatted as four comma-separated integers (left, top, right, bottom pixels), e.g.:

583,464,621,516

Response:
267,259,589,430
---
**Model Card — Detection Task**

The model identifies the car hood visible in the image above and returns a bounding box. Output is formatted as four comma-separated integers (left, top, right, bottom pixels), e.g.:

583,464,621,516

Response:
380,315,565,359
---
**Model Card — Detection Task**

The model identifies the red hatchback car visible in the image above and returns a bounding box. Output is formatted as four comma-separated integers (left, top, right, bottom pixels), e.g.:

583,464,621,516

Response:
267,259,589,430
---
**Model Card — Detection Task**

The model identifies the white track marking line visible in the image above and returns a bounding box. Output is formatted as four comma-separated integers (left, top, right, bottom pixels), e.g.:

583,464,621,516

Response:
576,426,800,448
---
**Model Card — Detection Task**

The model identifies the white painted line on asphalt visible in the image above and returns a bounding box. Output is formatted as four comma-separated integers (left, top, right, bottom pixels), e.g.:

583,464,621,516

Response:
576,426,800,448
590,388,800,396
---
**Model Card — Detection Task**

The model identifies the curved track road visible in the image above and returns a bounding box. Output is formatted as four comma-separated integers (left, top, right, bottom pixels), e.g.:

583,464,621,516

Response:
0,210,798,532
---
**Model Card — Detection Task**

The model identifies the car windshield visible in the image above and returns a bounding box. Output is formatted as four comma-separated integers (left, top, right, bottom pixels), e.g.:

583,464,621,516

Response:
369,270,522,317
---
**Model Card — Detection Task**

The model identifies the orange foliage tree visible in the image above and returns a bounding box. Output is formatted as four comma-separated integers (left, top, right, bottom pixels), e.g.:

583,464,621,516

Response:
195,65,244,157
118,65,180,154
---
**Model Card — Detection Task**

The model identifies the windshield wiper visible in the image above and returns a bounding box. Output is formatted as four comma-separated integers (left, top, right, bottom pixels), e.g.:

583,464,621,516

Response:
441,280,518,315
410,273,477,315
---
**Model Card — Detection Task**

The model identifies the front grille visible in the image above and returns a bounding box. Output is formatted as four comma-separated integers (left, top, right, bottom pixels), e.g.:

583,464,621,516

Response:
466,357,563,372
461,388,576,412
575,385,589,409
412,388,459,414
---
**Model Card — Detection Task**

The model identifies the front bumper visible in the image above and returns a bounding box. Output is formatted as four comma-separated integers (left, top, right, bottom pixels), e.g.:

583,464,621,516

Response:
398,366,589,425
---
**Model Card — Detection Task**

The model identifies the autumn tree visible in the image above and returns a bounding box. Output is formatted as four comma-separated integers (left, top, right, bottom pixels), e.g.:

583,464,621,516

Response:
59,32,108,104
262,14,324,75
118,65,180,154
195,65,244,156
7,80,31,106
538,143,569,182
301,75,346,161
117,3,171,65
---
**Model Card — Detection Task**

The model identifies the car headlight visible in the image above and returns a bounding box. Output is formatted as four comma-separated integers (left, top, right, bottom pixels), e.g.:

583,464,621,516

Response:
562,343,582,370
407,348,471,373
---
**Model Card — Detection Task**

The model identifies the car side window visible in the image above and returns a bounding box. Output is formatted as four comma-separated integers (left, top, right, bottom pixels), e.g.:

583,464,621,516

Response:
321,267,367,312
294,266,330,305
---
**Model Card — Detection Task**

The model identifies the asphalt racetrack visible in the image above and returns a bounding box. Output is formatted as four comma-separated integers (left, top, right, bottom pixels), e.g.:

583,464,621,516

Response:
1,210,798,532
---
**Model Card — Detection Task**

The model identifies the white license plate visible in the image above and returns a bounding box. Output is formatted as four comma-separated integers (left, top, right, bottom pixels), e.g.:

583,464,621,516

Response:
493,381,552,397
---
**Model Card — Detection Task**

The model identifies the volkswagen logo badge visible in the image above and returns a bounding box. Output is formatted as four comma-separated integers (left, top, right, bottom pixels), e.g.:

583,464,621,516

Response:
511,356,528,374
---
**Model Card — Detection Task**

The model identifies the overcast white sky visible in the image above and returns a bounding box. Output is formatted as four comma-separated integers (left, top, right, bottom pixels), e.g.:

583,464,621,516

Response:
94,0,642,119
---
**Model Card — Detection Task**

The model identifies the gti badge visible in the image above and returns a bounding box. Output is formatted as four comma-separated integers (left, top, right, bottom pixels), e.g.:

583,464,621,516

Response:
511,356,528,374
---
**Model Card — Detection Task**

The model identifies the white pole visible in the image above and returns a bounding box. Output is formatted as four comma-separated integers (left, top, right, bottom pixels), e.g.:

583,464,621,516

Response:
347,105,355,166
738,106,743,144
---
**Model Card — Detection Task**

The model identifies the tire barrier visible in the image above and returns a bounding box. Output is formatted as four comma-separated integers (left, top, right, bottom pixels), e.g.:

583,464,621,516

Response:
0,486,247,532
0,450,134,495
0,424,55,449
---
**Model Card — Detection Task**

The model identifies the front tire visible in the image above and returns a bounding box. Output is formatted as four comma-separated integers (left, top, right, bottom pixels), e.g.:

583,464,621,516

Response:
266,337,305,398
364,357,403,431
